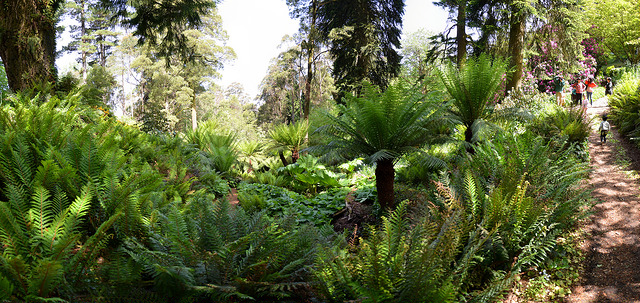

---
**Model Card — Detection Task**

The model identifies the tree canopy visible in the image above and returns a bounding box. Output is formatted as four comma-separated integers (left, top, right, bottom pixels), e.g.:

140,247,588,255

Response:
0,0,218,92
316,0,404,100
584,0,640,64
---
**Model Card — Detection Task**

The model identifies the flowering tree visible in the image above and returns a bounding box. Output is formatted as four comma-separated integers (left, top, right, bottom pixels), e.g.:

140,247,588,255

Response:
525,22,607,94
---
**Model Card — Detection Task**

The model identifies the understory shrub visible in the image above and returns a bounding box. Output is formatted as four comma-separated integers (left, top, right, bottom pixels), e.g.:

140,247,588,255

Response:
608,67,640,138
110,198,334,302
529,107,592,147
237,182,362,226
314,128,590,302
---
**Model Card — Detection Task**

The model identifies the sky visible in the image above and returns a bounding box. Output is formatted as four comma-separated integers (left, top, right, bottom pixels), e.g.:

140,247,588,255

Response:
218,0,449,98
56,0,450,100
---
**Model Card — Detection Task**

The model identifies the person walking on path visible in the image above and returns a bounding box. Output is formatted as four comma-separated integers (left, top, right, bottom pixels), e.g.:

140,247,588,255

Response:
585,77,597,106
553,75,565,106
598,114,610,143
605,77,613,95
573,79,586,106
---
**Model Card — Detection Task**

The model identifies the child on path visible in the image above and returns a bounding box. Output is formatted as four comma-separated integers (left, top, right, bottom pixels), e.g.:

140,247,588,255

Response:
585,77,597,105
599,114,610,143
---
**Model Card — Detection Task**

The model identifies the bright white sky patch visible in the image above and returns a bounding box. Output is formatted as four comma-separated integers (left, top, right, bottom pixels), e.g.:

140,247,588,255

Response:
218,0,449,99
218,0,299,99
56,0,450,101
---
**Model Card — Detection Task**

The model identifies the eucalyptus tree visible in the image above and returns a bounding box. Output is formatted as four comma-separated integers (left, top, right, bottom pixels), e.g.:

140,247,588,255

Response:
200,84,262,144
0,0,216,92
399,29,439,82
107,34,140,116
286,0,322,121
257,36,334,126
311,82,446,210
316,0,404,100
258,41,304,126
131,11,234,132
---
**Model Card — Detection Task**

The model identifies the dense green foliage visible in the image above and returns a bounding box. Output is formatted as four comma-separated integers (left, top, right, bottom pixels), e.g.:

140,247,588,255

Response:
584,0,640,64
7,0,638,300
316,0,404,97
608,67,640,136
315,128,590,301
0,70,598,301
311,81,446,210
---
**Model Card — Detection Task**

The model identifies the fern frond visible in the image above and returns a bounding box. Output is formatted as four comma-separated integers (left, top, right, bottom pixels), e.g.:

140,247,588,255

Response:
463,170,480,219
27,259,64,299
29,186,52,238
0,201,29,258
0,273,14,300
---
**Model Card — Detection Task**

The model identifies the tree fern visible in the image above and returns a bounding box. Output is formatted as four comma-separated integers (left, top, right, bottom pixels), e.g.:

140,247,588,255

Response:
438,54,531,153
310,80,447,209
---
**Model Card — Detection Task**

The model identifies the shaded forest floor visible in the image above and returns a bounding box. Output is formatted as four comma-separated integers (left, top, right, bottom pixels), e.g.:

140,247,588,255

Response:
566,96,640,302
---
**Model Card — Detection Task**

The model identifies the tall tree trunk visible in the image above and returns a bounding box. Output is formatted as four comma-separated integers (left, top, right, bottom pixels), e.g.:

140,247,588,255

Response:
191,90,197,131
0,0,59,91
456,0,467,68
375,159,396,210
303,0,317,121
506,8,526,95
80,0,88,80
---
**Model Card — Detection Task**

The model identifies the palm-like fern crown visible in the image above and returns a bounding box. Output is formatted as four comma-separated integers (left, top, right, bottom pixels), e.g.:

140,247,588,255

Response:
185,120,238,151
440,54,509,126
268,120,309,151
312,82,442,164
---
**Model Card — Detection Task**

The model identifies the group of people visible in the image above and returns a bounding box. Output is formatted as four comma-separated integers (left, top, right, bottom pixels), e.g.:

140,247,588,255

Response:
553,75,614,107
553,74,614,144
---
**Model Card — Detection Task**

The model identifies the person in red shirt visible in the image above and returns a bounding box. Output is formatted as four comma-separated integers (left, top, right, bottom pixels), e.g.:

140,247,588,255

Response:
573,78,586,106
585,77,597,106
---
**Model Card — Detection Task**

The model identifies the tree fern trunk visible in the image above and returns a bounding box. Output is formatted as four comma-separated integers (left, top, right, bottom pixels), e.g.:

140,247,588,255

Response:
376,159,395,210
465,124,475,154
279,151,289,167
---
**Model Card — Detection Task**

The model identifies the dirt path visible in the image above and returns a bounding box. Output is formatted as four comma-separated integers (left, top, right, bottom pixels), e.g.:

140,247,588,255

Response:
566,97,640,302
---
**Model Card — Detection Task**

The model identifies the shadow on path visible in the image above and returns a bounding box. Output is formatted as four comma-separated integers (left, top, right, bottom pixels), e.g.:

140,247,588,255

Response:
566,97,640,303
